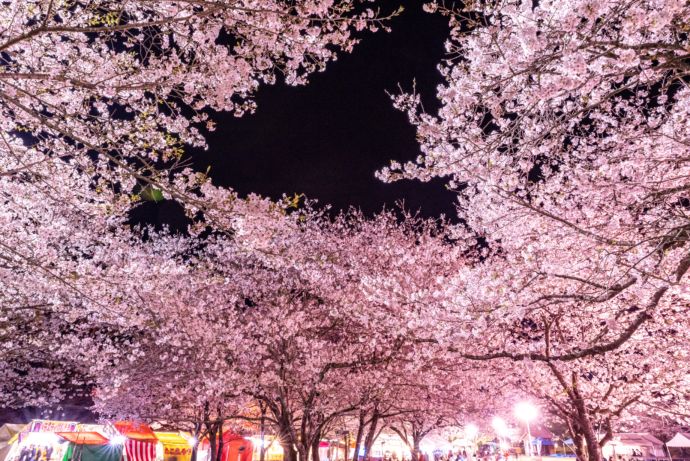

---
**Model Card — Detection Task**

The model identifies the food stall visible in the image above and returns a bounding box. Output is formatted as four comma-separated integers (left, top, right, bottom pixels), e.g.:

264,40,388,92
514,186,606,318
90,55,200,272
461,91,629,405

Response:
4,420,78,461
154,432,193,461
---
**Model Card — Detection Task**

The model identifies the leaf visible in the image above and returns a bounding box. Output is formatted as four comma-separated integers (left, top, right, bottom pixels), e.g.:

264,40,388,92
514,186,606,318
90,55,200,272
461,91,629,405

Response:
140,185,164,202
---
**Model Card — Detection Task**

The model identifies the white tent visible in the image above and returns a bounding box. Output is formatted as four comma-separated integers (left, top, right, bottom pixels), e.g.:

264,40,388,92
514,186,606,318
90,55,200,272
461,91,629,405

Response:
667,434,690,449
602,433,666,460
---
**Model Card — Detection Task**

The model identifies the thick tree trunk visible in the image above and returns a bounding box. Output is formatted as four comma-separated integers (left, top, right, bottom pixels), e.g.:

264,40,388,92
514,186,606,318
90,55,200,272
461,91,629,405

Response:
411,440,421,461
217,423,225,461
574,433,587,461
352,411,366,461
362,413,380,461
578,416,602,461
312,436,322,461
548,366,603,461
208,424,218,461
297,444,309,461
281,442,298,461
571,375,602,461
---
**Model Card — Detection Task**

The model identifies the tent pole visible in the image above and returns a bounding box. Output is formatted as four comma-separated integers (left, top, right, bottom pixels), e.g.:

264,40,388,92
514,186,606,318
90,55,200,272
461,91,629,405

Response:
664,444,673,461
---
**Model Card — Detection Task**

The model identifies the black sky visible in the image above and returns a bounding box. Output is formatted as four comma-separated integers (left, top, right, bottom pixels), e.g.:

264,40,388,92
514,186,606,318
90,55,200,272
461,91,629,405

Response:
137,0,457,230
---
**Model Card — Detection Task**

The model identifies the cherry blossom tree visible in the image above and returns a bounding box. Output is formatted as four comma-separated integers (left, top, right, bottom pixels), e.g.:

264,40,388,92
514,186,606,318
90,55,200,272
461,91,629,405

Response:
386,374,480,461
378,1,690,459
0,0,394,207
0,0,395,412
64,208,461,461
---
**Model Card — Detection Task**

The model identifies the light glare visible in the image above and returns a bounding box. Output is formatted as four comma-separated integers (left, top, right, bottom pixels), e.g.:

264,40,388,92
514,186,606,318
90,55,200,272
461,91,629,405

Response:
464,424,478,439
110,435,127,446
514,402,538,422
491,417,508,436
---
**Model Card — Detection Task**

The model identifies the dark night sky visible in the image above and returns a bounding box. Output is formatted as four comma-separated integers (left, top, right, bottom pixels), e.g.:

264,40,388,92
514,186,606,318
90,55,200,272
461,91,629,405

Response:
138,0,458,230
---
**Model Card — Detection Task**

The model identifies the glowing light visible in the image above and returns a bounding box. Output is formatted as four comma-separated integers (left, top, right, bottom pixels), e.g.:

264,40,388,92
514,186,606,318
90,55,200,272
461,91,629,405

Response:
491,417,508,436
110,435,127,446
187,436,198,447
514,402,538,422
464,424,478,440
26,432,59,445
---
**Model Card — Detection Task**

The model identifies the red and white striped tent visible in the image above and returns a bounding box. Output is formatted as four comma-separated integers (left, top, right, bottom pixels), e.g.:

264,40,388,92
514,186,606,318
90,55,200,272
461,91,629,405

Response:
124,439,158,461
114,422,158,461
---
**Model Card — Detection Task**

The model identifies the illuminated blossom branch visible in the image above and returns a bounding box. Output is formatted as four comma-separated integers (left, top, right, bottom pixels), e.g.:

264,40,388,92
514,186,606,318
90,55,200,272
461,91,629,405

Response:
380,1,690,459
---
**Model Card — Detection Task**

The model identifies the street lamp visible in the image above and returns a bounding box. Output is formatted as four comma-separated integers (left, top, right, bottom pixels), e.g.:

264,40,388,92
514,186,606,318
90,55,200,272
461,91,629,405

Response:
514,402,538,458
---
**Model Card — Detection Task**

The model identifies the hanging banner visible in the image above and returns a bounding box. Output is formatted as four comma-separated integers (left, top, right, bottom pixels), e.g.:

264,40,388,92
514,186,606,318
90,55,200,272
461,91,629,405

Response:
27,422,79,438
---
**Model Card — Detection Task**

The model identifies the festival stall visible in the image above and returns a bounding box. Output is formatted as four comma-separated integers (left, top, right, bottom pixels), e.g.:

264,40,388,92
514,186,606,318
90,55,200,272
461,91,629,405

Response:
153,432,193,461
602,433,666,461
248,436,282,461
113,422,158,461
200,433,252,461
520,425,556,456
369,434,411,461
4,420,78,461
666,433,690,461
59,430,122,461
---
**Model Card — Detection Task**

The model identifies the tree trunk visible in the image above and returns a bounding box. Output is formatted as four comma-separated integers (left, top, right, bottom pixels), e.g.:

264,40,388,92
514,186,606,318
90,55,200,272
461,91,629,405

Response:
578,416,602,461
352,411,366,461
312,436,322,461
281,442,298,461
571,374,602,461
208,423,218,461
259,405,267,461
217,422,225,461
411,440,421,461
363,412,380,461
297,444,309,461
548,366,603,461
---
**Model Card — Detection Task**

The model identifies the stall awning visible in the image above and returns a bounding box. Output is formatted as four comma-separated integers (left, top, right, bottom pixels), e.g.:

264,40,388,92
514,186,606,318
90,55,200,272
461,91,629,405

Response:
57,432,109,446
612,433,664,448
154,432,191,447
667,433,690,448
114,422,158,442
63,442,123,461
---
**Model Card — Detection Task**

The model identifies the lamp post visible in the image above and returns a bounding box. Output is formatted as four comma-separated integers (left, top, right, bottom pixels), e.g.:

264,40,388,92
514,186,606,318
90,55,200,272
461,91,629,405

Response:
514,403,538,459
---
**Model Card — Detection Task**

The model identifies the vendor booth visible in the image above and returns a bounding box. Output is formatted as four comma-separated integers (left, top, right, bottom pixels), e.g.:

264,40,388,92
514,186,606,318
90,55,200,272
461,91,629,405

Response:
4,420,78,461
248,436,282,461
602,433,666,461
114,422,158,461
60,430,122,461
520,426,556,456
200,433,252,461
368,434,411,461
154,432,193,461
666,433,690,461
